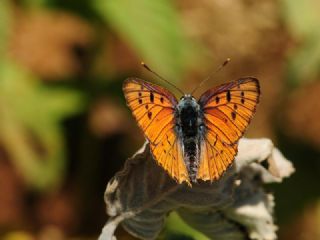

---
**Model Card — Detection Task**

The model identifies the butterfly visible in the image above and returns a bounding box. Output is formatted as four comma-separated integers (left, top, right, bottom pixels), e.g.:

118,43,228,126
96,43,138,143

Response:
123,68,260,186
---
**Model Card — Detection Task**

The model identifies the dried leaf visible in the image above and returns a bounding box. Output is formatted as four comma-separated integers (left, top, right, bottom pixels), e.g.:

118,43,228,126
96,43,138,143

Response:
99,138,294,240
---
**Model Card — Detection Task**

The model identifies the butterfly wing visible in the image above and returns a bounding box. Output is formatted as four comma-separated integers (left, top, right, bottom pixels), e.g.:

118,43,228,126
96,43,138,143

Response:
197,77,260,181
123,78,190,184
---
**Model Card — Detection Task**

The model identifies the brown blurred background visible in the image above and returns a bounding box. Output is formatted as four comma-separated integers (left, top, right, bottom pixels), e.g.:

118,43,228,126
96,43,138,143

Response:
0,0,320,239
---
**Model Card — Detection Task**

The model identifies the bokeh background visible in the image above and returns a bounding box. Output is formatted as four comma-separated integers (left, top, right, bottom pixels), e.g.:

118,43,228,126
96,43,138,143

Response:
0,0,320,239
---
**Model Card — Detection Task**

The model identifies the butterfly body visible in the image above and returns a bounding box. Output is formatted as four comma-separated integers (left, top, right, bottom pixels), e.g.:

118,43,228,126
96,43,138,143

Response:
175,95,203,182
123,77,260,186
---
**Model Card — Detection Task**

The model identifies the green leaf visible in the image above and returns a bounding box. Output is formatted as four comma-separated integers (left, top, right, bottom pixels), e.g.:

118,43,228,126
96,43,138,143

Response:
0,61,85,190
286,35,320,86
94,0,190,81
161,212,209,240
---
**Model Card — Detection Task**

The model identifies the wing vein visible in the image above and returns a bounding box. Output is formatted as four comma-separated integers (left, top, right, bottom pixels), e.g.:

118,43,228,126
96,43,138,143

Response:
204,117,234,144
136,104,158,122
145,110,173,132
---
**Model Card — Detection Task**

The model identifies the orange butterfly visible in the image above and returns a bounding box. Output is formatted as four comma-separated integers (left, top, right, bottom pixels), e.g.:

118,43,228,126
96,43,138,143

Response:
123,68,260,186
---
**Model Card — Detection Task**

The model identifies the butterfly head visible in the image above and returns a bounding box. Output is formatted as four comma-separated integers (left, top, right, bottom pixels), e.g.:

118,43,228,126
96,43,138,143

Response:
180,94,196,101
177,94,199,115
178,94,198,111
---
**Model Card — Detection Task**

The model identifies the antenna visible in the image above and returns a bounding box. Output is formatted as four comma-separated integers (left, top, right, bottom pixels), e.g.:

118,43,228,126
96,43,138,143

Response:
190,58,230,95
141,62,184,95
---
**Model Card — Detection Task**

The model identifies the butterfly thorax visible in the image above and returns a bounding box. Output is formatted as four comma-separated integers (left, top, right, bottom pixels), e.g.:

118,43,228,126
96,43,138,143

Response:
176,95,203,182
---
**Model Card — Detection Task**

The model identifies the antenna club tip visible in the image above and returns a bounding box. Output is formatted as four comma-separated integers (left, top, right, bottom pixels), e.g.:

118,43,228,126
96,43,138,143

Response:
141,61,152,71
222,58,231,66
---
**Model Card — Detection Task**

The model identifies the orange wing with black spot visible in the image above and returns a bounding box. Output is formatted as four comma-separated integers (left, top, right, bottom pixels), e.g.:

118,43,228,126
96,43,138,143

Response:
123,78,190,185
197,77,260,181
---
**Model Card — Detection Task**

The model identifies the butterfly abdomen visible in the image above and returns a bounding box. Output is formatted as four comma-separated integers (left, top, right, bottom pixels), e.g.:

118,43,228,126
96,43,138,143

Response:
183,139,199,182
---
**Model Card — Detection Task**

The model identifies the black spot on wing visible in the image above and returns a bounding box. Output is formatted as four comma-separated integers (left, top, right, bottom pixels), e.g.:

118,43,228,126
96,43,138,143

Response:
215,96,220,104
160,97,164,103
148,112,152,119
231,111,236,120
241,91,245,104
150,92,154,103
138,99,142,104
226,90,231,102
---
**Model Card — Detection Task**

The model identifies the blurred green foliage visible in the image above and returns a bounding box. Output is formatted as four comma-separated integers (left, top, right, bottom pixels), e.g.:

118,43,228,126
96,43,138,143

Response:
0,61,85,190
94,0,191,80
22,0,193,81
0,0,85,190
281,0,320,86
0,0,10,61
0,0,193,191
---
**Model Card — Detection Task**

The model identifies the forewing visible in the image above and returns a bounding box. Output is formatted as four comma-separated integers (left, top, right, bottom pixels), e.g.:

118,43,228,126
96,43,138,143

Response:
197,77,260,181
123,78,190,184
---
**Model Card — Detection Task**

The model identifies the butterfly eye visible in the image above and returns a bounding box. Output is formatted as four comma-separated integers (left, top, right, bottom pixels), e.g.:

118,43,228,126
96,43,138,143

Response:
199,124,205,132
